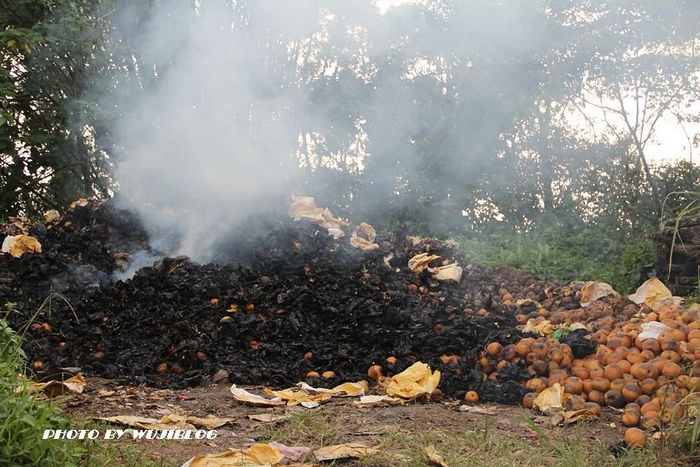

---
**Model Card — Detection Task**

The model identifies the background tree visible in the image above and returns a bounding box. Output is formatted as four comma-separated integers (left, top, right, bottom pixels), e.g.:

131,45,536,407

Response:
0,0,698,247
0,0,114,218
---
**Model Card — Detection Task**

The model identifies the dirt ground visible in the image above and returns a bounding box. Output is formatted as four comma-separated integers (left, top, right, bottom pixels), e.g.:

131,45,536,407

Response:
57,378,630,465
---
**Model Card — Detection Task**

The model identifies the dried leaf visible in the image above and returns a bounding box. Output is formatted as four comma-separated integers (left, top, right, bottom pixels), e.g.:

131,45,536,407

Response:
247,414,288,423
424,444,448,467
99,413,231,432
329,381,368,396
349,236,379,251
183,444,285,467
628,278,674,311
6,216,31,234
407,235,424,246
533,383,568,414
408,253,441,273
231,385,285,407
458,405,496,415
69,198,89,209
429,263,462,282
262,380,368,407
160,414,234,429
353,222,377,242
383,253,393,268
353,395,402,407
313,443,379,462
385,362,441,399
263,388,332,406
548,407,599,426
32,373,86,397
288,195,348,238
43,210,60,224
522,319,555,336
2,235,42,257
580,281,619,306
96,415,177,430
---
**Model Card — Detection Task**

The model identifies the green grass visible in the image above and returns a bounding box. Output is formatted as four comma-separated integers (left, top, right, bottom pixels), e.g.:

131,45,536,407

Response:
361,421,664,467
255,410,697,466
0,308,86,466
79,427,173,467
459,226,657,293
258,409,343,447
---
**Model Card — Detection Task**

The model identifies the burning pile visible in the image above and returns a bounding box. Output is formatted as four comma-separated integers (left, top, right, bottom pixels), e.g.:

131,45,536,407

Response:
1,198,557,402
3,196,699,434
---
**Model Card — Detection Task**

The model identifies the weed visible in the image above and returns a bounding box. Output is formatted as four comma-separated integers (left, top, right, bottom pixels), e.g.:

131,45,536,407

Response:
257,410,342,447
0,314,85,466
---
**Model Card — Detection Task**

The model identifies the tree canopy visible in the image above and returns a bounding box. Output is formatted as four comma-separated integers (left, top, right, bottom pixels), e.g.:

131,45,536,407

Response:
1,0,699,237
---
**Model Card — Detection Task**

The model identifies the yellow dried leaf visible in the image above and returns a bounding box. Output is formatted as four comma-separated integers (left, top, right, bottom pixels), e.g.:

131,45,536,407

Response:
408,253,441,273
353,395,402,407
628,277,674,311
313,443,378,462
533,383,569,414
349,236,379,251
385,362,441,399
330,381,369,396
522,319,554,336
95,415,176,430
43,210,60,224
429,263,462,282
69,198,89,209
230,385,285,407
580,281,618,306
263,388,332,406
160,414,233,429
185,444,285,466
32,373,86,397
424,444,448,467
2,235,42,257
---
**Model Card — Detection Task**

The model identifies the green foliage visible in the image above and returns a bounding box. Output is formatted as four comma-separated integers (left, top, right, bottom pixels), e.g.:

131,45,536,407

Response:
460,225,657,293
1,0,116,218
0,389,84,466
0,318,24,371
0,317,85,466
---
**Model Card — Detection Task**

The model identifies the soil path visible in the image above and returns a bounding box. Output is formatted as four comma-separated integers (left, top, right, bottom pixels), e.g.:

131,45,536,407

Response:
60,378,626,465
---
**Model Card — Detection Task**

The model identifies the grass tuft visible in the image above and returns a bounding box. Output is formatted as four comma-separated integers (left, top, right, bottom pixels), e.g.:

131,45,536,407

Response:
257,409,343,447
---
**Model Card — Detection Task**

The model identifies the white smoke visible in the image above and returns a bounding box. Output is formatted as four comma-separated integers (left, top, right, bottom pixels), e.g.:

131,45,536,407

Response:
110,1,322,261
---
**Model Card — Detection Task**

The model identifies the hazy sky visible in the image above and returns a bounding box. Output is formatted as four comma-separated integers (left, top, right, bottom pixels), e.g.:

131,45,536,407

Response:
379,0,698,164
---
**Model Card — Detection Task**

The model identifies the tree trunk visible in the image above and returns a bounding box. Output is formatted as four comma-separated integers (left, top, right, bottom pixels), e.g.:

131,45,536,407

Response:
538,103,556,213
633,136,662,215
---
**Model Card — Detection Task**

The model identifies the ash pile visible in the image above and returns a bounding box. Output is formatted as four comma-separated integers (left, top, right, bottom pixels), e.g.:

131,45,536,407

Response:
1,197,571,403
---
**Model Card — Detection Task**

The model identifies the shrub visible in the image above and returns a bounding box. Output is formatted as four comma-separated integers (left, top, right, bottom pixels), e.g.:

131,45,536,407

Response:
460,225,657,293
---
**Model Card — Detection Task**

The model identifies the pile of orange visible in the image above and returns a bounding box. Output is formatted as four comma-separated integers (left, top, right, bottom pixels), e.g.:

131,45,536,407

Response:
479,301,700,435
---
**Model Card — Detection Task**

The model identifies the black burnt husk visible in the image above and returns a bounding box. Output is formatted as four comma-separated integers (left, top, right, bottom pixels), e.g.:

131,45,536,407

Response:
1,200,559,403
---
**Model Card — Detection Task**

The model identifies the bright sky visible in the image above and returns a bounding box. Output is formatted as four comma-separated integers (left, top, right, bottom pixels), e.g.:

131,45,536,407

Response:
377,0,698,164
646,115,698,163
